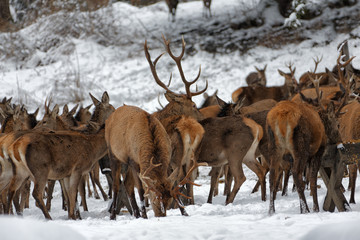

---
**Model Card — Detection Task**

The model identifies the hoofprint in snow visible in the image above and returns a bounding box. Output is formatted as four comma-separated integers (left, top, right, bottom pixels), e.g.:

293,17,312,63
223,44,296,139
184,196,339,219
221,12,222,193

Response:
1,0,360,240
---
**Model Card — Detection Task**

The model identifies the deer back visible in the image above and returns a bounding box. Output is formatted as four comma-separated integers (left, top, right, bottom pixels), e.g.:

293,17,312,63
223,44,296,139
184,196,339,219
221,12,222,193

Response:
11,124,107,181
198,115,262,166
339,101,360,141
291,86,342,103
105,105,173,216
266,100,326,155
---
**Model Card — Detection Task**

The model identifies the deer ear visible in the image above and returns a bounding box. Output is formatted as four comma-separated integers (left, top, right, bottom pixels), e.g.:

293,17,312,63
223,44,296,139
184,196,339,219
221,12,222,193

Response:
85,104,93,110
278,69,285,76
165,91,182,103
264,64,267,71
101,91,110,104
89,93,100,106
32,108,39,118
52,104,60,116
69,104,79,115
62,104,69,114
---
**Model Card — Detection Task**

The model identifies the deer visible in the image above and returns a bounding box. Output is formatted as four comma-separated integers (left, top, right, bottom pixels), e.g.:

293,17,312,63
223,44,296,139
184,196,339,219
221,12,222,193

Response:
232,63,296,106
196,113,264,204
0,105,39,213
105,105,204,219
146,35,208,207
298,56,336,89
4,92,114,219
0,97,13,124
205,97,277,202
246,65,267,87
165,0,179,21
266,73,347,214
202,0,212,18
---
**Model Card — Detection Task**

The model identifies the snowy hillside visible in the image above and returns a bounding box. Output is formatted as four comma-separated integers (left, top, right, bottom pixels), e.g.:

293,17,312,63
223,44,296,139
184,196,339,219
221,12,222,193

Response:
1,0,360,239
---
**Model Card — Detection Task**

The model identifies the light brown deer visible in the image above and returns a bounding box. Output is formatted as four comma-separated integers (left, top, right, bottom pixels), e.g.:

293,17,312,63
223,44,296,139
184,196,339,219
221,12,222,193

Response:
5,92,114,219
105,105,202,219
266,77,345,214
246,65,267,87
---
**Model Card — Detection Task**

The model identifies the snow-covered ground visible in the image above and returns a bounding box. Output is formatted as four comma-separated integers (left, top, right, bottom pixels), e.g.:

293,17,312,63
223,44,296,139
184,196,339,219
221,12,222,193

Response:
1,0,360,239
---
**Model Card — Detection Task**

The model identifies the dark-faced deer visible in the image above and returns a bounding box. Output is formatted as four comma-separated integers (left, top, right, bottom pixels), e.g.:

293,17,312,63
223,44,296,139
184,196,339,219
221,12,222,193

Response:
202,0,212,18
165,0,179,21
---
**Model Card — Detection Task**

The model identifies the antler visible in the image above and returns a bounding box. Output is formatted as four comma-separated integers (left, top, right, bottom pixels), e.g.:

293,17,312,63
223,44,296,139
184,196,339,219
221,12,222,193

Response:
312,55,323,73
308,74,325,110
139,157,162,197
162,35,208,98
170,160,208,208
286,61,298,89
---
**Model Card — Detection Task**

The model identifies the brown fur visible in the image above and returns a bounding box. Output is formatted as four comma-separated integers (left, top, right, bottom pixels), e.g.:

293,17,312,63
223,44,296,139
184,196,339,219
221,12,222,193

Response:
198,115,263,204
339,101,360,203
9,124,107,220
267,100,327,214
246,65,267,87
105,105,173,219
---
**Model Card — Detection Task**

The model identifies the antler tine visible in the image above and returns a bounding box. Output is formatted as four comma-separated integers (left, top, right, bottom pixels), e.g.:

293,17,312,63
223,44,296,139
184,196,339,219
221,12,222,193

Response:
170,160,208,208
308,74,325,110
336,44,356,87
312,55,323,73
162,34,206,98
144,40,176,95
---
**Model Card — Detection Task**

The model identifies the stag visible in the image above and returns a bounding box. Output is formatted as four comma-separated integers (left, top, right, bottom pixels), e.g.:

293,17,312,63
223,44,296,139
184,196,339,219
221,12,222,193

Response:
145,35,207,207
105,105,203,219
298,56,336,89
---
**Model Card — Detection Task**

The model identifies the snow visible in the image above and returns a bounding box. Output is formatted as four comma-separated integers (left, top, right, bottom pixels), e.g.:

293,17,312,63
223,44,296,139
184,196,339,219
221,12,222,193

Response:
1,0,360,239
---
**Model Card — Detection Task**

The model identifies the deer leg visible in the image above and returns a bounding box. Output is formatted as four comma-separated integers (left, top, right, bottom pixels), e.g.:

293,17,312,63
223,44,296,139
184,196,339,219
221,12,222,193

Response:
59,180,68,211
32,178,52,220
309,148,323,212
46,180,55,211
207,166,221,204
89,170,100,199
268,148,282,215
348,163,357,204
124,171,140,218
92,164,108,201
209,166,220,197
243,158,267,201
226,158,246,205
105,173,113,199
109,152,122,220
281,162,291,196
224,166,232,196
64,174,82,220
21,179,30,210
78,175,88,212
